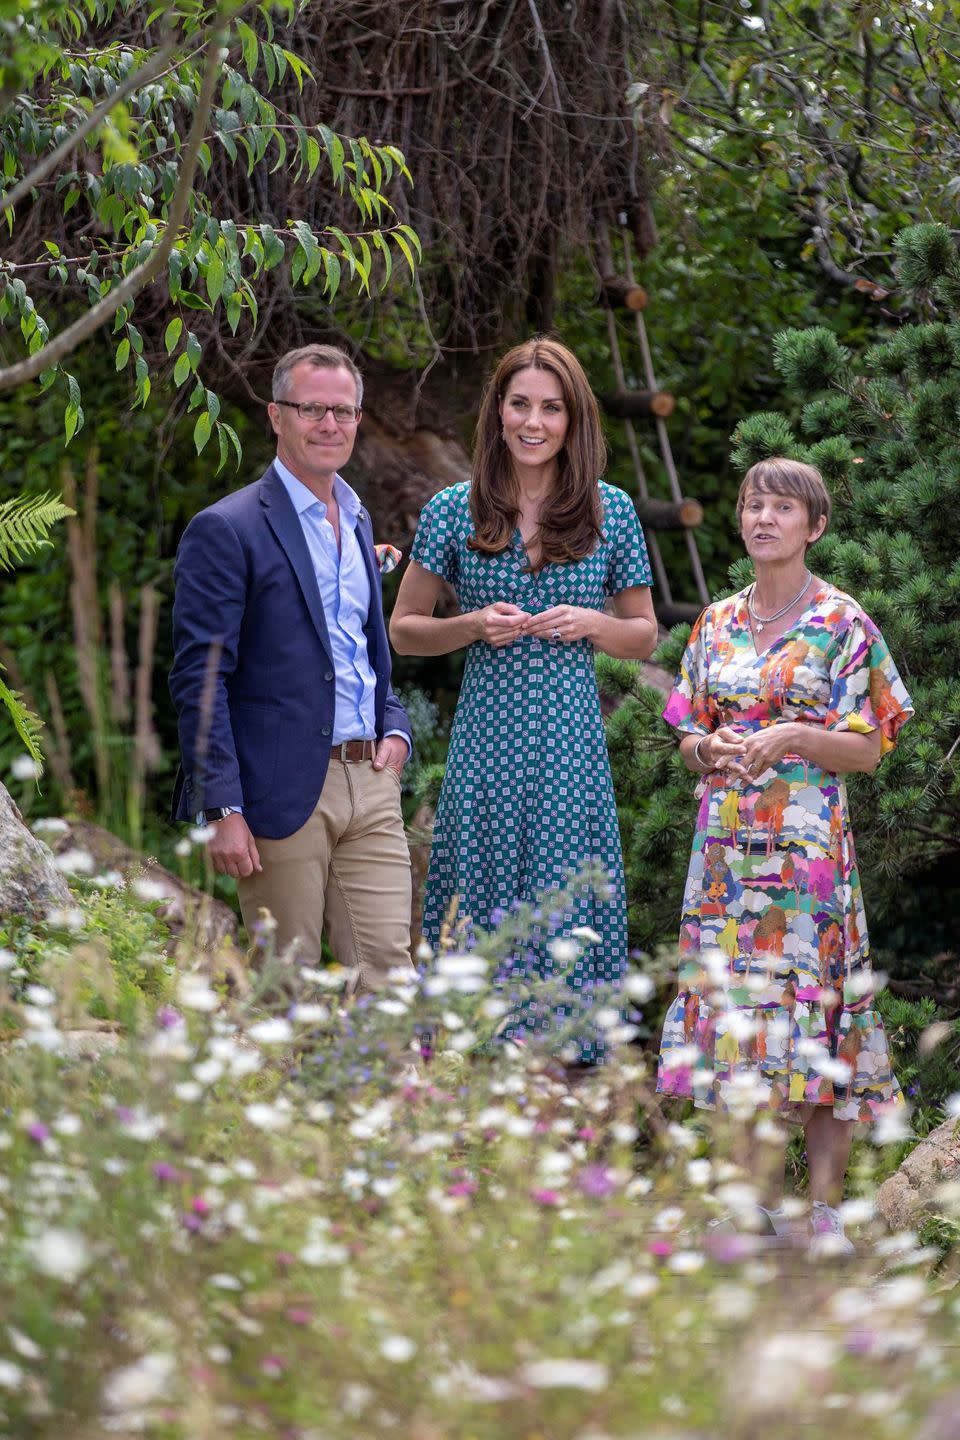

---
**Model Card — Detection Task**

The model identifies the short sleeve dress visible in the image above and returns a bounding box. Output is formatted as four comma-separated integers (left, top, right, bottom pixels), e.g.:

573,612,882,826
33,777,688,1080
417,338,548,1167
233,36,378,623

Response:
656,583,913,1122
411,481,652,1062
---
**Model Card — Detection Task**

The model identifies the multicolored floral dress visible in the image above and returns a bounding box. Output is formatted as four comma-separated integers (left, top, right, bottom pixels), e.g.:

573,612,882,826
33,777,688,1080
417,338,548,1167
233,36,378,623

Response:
656,584,913,1122
411,481,652,1062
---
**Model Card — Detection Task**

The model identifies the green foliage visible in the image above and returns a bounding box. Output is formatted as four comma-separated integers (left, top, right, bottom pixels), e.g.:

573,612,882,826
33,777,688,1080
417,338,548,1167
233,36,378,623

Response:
0,491,71,569
893,224,960,290
773,328,851,398
0,490,72,764
726,224,960,937
0,0,420,460
0,348,270,824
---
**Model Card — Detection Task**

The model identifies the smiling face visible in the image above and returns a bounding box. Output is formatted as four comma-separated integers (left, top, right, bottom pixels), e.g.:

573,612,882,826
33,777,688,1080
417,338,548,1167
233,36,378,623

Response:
739,483,827,565
498,366,570,483
268,362,361,491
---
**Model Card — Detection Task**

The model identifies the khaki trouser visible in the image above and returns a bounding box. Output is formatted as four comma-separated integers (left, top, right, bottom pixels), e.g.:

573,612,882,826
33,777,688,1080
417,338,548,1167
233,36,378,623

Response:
237,759,414,991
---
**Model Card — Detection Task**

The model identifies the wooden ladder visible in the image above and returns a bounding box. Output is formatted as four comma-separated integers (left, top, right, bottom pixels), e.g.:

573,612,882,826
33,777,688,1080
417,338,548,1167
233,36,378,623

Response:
596,219,708,626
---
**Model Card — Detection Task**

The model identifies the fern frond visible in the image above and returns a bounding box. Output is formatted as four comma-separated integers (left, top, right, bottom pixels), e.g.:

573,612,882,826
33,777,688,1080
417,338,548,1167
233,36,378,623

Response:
0,493,74,571
0,672,45,768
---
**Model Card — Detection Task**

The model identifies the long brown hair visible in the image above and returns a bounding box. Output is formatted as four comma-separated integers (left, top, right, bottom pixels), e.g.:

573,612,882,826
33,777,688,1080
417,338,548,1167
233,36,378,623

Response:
468,337,606,566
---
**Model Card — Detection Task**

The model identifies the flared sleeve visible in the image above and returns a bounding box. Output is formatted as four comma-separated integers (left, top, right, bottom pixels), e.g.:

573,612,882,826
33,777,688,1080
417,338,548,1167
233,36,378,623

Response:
662,606,718,736
603,485,653,595
824,609,914,754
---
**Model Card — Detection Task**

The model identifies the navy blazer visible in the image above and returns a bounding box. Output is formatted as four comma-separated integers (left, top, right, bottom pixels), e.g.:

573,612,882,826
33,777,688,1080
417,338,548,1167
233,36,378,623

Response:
169,464,411,839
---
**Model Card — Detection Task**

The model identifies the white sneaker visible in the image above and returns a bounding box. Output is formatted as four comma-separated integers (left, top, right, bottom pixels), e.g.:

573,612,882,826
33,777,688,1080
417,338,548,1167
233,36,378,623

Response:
808,1202,855,1257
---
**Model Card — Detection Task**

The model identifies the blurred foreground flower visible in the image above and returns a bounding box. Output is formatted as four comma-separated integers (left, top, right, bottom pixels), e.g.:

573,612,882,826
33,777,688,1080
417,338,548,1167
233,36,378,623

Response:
102,1353,175,1412
24,1228,91,1282
519,1358,609,1391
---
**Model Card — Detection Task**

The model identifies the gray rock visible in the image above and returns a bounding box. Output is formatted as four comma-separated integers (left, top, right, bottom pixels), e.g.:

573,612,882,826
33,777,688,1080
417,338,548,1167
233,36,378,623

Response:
0,782,72,922
876,1115,960,1230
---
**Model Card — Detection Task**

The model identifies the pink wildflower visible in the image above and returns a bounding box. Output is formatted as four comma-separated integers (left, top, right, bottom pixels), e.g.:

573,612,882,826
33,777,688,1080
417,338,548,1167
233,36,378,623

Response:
578,1164,616,1199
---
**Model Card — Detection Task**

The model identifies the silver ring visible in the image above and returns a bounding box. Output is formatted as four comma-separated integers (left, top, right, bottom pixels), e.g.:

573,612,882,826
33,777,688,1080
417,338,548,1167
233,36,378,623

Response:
550,626,562,642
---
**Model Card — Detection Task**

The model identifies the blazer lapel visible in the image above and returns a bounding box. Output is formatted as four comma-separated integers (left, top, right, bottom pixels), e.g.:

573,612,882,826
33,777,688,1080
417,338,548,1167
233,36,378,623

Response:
260,466,334,664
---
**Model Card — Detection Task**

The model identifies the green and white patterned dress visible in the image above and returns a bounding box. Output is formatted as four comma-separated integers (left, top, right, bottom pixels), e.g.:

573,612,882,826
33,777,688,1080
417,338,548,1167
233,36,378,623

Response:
411,481,652,1061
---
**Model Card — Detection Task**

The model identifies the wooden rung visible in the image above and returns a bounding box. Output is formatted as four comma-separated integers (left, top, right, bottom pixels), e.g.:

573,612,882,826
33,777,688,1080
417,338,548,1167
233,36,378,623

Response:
598,274,649,311
634,495,704,531
655,599,703,628
601,388,675,419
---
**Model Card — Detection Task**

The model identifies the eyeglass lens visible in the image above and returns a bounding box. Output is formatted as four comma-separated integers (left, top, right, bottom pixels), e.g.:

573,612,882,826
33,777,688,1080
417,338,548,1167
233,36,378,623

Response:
296,402,359,422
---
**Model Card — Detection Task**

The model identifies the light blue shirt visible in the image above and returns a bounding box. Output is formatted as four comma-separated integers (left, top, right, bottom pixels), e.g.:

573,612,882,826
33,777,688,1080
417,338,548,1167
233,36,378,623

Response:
276,459,379,745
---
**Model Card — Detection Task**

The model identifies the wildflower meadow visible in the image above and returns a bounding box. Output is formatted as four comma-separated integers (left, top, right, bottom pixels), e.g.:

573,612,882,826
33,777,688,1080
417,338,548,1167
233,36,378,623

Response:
0,836,958,1439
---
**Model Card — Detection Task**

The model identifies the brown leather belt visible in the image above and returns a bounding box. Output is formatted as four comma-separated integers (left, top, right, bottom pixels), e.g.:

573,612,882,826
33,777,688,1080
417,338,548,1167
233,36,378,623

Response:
329,738,376,762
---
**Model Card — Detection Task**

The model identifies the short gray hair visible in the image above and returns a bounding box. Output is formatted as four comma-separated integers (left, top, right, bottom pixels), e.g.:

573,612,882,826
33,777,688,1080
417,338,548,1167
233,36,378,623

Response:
271,344,363,406
737,456,832,532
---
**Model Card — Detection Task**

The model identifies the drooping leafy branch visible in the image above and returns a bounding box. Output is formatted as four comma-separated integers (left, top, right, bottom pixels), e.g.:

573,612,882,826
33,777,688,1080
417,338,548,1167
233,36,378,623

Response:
0,0,420,464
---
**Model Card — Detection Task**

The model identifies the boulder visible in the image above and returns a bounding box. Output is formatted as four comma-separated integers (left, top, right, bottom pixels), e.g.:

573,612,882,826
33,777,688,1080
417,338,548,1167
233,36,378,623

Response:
876,1116,960,1230
0,782,72,921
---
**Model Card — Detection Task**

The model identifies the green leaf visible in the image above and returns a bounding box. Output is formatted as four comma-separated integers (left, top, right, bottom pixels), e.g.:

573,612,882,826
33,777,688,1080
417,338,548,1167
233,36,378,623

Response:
205,252,225,305
322,249,341,298
261,224,286,270
219,420,243,468
115,337,130,370
318,123,345,186
393,230,417,279
194,411,213,455
174,352,191,387
64,399,83,443
164,317,183,354
0,673,44,768
237,20,259,78
186,331,202,369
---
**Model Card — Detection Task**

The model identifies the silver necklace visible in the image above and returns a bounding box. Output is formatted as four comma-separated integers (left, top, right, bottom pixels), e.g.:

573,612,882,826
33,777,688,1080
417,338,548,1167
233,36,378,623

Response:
747,570,811,632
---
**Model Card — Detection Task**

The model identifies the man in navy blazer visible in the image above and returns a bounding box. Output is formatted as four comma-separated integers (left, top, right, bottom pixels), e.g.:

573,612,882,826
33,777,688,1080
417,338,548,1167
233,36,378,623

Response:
170,344,414,988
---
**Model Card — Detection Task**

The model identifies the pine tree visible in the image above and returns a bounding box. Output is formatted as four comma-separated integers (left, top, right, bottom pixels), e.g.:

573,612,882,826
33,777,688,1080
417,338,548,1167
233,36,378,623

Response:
604,222,960,976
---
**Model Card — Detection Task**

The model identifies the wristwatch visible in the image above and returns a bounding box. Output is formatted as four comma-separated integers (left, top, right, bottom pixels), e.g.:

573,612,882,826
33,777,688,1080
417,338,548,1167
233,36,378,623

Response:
202,807,236,823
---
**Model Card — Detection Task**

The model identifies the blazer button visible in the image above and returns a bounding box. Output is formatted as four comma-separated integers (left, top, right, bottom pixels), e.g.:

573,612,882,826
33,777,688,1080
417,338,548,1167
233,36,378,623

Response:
321,725,332,737
324,669,334,682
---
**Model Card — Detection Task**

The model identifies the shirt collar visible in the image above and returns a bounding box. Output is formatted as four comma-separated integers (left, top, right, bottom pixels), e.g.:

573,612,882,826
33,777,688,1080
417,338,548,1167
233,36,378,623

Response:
273,456,362,520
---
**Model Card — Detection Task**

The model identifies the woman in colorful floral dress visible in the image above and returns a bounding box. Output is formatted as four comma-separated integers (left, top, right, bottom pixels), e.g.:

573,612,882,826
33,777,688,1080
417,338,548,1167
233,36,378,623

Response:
390,338,656,1061
657,457,913,1250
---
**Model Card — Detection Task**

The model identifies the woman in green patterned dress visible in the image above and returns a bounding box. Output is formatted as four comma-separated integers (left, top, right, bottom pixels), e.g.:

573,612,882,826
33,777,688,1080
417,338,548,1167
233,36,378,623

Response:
391,338,656,1062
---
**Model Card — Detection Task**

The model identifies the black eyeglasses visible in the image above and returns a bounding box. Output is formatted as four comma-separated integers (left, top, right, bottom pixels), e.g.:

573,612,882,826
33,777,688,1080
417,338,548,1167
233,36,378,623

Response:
274,401,362,423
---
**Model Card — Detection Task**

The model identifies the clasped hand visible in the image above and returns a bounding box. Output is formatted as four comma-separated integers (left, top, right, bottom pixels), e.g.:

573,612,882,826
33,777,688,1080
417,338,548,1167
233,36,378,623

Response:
473,602,599,648
705,723,799,782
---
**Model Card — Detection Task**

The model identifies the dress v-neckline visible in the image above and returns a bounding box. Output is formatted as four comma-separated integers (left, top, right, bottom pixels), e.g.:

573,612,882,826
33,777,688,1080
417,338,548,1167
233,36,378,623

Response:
741,583,828,658
513,525,546,575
